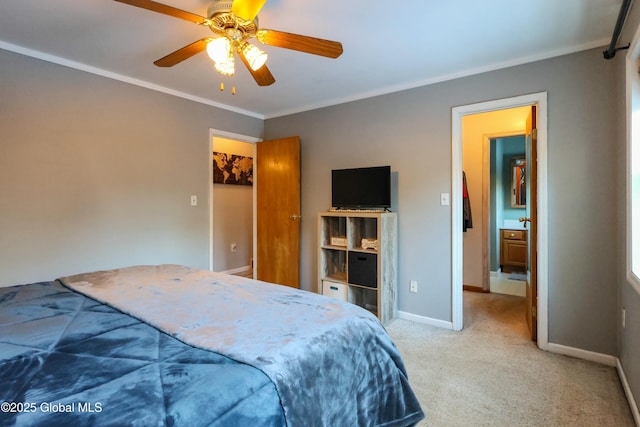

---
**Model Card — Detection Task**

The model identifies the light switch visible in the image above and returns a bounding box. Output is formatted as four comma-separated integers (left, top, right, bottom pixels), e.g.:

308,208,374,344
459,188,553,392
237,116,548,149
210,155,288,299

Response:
190,195,198,206
440,193,450,206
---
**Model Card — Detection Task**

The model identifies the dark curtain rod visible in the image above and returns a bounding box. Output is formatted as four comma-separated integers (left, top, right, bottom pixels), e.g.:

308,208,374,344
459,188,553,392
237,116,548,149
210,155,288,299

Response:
603,0,634,59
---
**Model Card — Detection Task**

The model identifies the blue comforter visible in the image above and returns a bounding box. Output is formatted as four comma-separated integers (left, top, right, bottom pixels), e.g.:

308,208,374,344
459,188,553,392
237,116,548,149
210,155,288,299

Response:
2,266,425,426
0,281,285,426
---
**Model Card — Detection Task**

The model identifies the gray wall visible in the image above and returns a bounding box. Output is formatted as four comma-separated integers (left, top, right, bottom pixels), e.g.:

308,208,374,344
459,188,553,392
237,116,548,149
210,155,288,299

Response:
0,49,262,286
265,47,619,356
618,4,640,413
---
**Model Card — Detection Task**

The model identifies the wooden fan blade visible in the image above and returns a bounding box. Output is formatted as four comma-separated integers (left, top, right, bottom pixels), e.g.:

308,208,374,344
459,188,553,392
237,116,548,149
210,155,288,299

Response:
238,49,275,86
114,0,209,25
231,0,268,22
154,38,212,67
257,30,343,58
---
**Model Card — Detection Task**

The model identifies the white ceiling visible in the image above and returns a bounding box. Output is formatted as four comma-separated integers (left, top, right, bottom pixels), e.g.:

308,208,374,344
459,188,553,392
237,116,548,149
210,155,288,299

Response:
0,0,624,118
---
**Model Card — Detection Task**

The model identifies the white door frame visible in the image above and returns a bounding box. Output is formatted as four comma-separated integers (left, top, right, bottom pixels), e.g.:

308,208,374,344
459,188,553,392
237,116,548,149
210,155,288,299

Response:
451,92,549,350
208,129,262,274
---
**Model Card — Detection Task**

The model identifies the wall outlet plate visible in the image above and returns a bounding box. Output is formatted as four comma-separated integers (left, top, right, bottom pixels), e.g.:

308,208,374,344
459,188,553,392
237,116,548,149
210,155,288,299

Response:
410,280,418,293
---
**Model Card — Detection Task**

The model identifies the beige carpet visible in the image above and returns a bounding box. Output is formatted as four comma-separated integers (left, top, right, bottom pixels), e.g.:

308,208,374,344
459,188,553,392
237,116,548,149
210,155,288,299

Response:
386,291,636,427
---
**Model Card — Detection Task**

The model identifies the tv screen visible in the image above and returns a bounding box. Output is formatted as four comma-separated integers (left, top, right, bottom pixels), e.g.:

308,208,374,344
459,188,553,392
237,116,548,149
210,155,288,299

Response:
331,166,391,209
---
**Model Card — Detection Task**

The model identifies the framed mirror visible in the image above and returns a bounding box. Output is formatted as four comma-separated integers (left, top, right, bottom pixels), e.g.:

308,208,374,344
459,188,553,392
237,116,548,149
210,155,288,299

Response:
511,156,526,208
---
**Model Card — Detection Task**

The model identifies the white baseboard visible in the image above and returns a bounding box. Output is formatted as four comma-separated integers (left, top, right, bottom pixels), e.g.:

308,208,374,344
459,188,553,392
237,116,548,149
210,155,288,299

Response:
397,310,454,330
546,342,617,367
219,265,251,275
617,359,640,426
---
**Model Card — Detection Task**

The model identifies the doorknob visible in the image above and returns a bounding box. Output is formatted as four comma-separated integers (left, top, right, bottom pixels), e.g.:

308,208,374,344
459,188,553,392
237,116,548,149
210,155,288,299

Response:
289,214,302,220
519,217,531,229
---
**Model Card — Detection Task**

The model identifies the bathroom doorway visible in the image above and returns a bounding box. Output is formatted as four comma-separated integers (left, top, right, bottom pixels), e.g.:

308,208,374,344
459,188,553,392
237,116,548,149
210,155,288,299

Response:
488,134,528,298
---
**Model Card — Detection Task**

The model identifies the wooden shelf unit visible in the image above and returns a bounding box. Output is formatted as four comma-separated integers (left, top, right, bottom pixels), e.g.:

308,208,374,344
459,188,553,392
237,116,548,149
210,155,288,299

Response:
318,211,397,324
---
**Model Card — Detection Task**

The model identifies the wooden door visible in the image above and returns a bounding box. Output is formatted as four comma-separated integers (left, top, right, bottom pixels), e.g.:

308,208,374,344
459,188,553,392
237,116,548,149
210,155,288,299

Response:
256,136,301,288
525,106,538,341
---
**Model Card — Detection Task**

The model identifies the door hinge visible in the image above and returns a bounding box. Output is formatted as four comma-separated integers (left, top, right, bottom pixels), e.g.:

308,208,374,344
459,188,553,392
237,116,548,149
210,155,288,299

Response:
532,128,538,139
532,305,537,319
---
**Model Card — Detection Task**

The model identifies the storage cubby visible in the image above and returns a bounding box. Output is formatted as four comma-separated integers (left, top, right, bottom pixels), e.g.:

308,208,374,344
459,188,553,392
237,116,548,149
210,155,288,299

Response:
348,217,378,251
318,211,397,324
319,247,346,282
349,287,378,317
320,215,347,247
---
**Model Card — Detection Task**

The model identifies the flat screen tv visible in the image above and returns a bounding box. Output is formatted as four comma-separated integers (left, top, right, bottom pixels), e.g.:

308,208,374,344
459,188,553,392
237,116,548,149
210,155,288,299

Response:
331,166,391,209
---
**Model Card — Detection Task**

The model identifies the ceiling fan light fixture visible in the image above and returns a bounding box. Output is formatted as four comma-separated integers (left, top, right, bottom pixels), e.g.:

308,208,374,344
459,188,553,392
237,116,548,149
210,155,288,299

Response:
116,0,341,87
214,50,235,76
242,43,268,71
206,37,231,63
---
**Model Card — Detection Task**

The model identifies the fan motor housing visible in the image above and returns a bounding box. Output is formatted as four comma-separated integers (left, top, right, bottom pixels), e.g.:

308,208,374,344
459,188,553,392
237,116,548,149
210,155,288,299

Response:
207,1,233,17
207,0,258,38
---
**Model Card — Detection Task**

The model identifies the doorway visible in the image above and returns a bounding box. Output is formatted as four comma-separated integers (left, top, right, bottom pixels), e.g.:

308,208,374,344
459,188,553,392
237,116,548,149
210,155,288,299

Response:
461,108,530,294
451,92,548,350
209,129,261,277
487,133,528,297
208,130,301,288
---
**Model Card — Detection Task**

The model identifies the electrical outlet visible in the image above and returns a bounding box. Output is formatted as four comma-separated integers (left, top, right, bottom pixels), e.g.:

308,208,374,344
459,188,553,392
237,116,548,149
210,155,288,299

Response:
230,242,237,253
622,307,626,328
410,280,418,293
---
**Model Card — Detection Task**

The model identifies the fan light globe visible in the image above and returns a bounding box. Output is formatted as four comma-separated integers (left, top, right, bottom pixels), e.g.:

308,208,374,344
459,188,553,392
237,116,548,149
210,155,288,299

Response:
207,37,231,63
214,51,235,76
242,43,268,71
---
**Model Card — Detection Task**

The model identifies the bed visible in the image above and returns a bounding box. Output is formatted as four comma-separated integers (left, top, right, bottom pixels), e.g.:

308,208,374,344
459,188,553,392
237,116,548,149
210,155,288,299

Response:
0,264,424,426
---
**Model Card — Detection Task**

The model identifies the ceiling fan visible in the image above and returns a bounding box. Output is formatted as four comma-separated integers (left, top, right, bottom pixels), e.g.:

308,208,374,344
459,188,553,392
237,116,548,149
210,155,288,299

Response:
114,0,344,87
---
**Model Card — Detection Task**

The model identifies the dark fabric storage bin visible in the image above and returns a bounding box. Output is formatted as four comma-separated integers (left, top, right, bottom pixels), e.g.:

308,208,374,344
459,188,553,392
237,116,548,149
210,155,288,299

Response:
348,252,377,288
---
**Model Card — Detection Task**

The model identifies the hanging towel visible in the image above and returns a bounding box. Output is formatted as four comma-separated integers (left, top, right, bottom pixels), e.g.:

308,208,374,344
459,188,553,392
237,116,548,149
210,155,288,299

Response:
463,171,473,232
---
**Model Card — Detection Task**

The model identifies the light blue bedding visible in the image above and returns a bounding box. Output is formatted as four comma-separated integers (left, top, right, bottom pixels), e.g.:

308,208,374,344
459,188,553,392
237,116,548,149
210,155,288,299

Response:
59,265,424,426
0,280,285,426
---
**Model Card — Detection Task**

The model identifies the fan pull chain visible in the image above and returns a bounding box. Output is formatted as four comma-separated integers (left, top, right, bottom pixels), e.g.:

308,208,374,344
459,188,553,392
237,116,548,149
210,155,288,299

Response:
218,80,235,95
232,74,236,95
